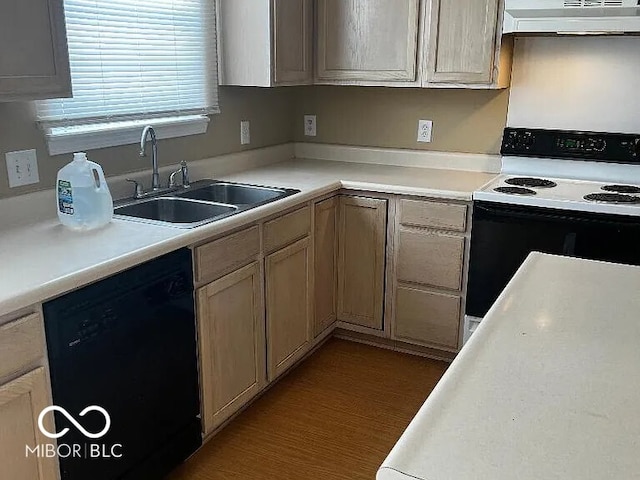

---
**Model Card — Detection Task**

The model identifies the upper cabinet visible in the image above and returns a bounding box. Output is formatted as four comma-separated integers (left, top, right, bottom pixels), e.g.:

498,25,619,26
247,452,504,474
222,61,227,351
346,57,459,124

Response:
315,0,420,84
0,0,72,101
217,0,313,87
216,0,512,89
424,0,511,88
273,0,314,84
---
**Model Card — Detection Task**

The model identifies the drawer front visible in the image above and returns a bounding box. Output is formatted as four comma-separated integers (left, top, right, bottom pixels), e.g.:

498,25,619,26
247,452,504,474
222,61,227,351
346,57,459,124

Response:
395,287,461,349
0,313,45,380
195,226,260,283
264,206,311,253
399,199,467,232
397,229,464,290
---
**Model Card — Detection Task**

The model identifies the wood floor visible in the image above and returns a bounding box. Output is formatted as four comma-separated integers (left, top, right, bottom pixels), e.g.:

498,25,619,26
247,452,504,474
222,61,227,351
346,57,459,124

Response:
167,338,449,480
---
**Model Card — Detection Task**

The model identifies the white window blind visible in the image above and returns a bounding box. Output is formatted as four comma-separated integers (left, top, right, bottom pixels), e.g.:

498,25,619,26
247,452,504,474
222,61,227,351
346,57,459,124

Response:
36,0,219,128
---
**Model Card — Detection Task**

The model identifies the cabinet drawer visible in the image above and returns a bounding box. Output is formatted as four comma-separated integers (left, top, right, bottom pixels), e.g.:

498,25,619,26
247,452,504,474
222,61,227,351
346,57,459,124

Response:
195,226,260,283
397,229,465,290
264,206,311,253
399,199,467,232
395,287,460,349
0,313,45,380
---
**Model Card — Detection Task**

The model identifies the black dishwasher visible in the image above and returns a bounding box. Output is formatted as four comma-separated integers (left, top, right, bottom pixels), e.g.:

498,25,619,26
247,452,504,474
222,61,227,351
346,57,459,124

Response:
43,248,201,480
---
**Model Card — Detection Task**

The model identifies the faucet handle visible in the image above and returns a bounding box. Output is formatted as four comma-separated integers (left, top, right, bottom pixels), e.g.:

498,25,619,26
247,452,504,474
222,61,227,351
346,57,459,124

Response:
168,161,190,189
180,160,190,188
167,168,182,188
126,178,144,199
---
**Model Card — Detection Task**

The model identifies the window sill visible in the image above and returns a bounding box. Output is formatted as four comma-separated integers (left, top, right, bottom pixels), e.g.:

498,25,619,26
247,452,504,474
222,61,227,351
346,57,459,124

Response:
43,115,210,156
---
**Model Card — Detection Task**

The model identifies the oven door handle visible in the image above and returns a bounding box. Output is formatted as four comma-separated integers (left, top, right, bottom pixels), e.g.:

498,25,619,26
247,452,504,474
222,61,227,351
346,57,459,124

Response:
474,203,639,228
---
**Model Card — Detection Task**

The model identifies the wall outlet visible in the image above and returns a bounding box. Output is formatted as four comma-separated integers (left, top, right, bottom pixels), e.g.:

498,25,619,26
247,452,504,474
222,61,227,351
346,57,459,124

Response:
304,115,317,137
417,120,433,143
240,120,251,145
6,149,40,187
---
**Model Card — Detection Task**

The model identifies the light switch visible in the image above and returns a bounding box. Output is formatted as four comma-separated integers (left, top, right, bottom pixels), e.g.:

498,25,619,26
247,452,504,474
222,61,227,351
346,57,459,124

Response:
6,149,40,187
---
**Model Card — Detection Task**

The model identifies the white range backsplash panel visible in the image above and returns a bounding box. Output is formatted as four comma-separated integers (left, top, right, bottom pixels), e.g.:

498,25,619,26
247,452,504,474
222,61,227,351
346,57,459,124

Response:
507,36,640,134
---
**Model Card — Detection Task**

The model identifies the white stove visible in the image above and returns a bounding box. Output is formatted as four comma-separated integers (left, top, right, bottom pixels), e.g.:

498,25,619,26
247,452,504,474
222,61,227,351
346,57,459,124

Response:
464,128,640,345
474,128,640,217
476,174,640,217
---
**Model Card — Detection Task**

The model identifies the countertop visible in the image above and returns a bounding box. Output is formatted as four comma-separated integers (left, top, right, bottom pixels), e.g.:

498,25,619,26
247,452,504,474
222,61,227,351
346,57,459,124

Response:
378,252,640,480
0,158,495,318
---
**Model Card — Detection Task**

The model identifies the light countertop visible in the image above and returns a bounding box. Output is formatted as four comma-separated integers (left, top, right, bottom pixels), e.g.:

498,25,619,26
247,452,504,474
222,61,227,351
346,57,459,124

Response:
0,158,495,318
378,252,640,480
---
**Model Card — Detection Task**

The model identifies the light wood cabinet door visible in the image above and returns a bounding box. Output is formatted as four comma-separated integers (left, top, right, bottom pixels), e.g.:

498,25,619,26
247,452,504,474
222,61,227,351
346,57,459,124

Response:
316,0,420,82
0,0,71,101
426,0,500,84
273,0,313,84
397,229,465,291
395,287,461,349
0,368,58,480
337,196,387,330
266,237,312,380
197,262,266,434
313,197,338,336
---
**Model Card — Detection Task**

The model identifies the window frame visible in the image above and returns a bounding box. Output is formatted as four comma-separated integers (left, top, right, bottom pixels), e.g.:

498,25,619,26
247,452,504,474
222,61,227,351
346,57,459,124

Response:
36,0,219,156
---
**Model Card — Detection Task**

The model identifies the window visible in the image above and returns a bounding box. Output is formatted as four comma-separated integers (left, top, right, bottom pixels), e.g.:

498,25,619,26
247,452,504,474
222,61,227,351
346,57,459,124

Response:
36,0,219,155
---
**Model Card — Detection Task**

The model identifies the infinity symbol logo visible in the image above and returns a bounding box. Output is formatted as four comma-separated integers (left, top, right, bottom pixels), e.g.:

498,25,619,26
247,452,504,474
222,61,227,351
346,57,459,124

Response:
38,406,111,439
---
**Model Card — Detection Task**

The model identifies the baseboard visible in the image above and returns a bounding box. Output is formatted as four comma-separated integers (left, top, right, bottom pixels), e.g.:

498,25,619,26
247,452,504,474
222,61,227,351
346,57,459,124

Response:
334,328,457,363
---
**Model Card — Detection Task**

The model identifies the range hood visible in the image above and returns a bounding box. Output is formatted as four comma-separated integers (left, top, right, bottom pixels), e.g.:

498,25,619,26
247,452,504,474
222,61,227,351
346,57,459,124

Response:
504,0,640,34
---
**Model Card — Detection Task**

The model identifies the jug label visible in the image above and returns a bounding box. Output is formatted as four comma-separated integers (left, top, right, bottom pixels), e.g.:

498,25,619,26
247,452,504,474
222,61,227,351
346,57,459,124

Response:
58,180,74,215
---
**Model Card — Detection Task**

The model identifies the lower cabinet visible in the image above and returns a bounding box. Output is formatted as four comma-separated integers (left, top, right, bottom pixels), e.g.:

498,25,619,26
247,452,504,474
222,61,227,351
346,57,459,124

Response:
395,286,461,349
266,237,312,380
337,196,387,330
396,229,465,290
197,262,266,434
0,367,58,480
393,198,469,351
313,197,338,336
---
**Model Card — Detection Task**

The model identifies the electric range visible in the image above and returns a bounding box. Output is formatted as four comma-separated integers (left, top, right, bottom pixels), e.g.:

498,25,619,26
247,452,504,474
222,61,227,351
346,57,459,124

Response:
464,128,640,343
475,128,640,216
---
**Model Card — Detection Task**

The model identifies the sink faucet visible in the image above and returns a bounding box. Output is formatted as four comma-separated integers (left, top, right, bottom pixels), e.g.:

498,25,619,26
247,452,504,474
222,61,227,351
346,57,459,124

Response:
168,161,190,188
139,125,160,191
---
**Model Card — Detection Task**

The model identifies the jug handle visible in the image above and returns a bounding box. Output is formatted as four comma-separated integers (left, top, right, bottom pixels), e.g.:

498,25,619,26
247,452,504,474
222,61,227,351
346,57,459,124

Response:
91,168,108,191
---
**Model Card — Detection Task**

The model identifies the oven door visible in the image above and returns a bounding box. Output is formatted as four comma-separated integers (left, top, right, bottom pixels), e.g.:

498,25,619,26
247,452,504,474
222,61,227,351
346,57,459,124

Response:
466,201,640,318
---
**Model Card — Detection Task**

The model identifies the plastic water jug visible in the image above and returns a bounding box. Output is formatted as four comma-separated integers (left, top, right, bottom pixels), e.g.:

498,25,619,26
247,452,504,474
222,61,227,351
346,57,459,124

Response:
56,152,113,230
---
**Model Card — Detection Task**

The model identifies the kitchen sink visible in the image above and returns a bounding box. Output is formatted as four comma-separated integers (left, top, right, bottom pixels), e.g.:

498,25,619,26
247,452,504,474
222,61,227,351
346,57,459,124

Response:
114,180,300,228
176,182,288,207
114,197,238,227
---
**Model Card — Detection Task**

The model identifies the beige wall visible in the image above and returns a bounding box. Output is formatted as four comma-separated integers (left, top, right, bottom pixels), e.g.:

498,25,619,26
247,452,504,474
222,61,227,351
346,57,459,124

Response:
293,86,509,155
0,85,509,199
0,87,295,199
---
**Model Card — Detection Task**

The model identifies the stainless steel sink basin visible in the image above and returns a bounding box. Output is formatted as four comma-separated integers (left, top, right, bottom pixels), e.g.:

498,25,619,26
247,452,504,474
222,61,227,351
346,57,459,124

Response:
176,182,292,207
114,180,300,228
114,197,237,228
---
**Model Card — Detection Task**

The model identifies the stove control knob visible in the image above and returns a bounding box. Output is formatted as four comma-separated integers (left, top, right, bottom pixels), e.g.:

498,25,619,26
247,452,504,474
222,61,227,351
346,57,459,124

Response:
520,131,535,149
593,139,606,152
635,138,640,157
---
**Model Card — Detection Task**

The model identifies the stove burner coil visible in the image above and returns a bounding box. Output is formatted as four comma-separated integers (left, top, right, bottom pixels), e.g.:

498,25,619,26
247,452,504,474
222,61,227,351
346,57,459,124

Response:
584,193,640,204
494,186,537,196
505,177,557,188
601,185,640,195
